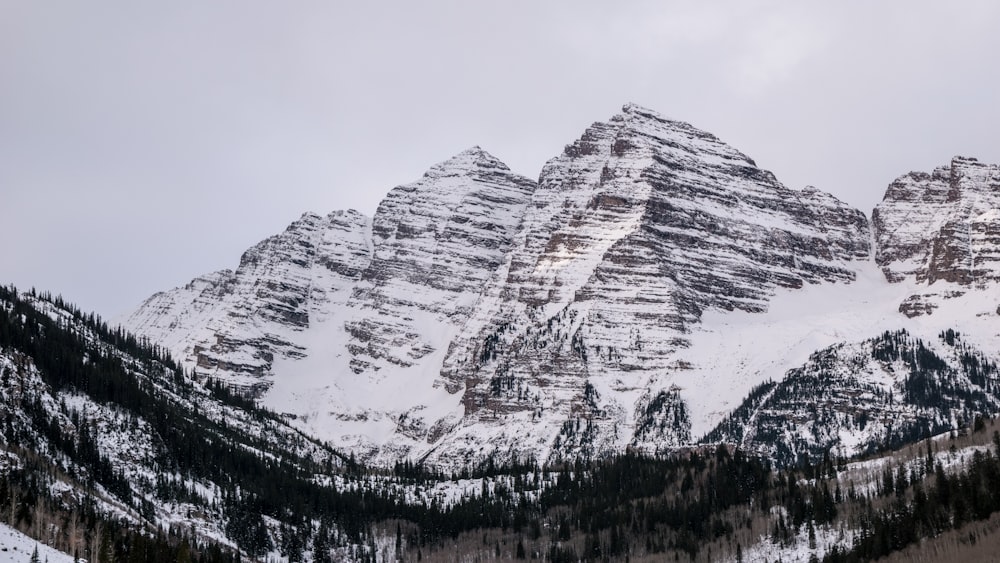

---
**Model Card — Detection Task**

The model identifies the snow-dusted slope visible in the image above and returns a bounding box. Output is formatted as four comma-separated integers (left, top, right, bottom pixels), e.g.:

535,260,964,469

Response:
0,289,349,559
264,148,538,462
122,210,371,395
696,155,1000,463
706,327,1000,465
122,148,538,463
0,523,74,563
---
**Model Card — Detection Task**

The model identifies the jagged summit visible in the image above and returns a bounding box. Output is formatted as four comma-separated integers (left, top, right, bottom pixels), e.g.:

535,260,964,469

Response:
615,102,709,136
615,102,685,127
611,102,754,164
422,146,513,178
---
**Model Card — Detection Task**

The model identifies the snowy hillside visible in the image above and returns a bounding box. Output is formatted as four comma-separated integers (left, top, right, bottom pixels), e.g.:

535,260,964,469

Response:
0,288,354,559
0,523,73,563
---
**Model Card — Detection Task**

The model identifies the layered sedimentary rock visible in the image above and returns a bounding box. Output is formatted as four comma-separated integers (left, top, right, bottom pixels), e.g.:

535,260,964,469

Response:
344,148,537,377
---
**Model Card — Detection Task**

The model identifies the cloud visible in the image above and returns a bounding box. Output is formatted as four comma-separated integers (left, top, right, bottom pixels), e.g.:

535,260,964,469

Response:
732,10,830,95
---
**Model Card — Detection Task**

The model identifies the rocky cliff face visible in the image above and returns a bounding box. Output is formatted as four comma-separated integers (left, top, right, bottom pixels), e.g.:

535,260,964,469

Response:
121,148,539,463
122,104,878,467
873,156,1000,316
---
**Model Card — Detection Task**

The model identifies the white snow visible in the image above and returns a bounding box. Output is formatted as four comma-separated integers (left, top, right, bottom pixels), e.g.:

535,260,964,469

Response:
0,523,74,563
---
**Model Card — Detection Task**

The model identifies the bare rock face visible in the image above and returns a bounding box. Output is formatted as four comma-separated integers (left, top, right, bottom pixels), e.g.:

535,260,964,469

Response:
874,156,1000,286
121,148,538,463
344,147,537,376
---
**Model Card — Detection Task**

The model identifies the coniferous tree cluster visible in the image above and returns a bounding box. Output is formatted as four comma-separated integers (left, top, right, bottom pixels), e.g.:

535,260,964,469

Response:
824,427,1000,562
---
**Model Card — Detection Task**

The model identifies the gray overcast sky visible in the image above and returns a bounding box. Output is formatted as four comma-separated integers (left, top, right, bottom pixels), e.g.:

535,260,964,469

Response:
2,1,999,319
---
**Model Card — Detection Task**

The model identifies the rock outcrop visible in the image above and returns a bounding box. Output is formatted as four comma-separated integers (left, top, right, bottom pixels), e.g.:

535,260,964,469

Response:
873,156,1000,316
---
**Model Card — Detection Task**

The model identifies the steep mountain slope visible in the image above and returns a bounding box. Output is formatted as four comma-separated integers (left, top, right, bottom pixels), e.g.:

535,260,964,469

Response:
122,148,538,464
345,147,536,376
695,157,1000,462
1,286,594,562
122,104,876,468
0,287,356,559
314,148,538,460
696,156,1000,465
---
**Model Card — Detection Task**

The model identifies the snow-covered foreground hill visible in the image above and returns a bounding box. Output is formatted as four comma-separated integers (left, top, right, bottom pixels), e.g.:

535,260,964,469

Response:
0,523,73,563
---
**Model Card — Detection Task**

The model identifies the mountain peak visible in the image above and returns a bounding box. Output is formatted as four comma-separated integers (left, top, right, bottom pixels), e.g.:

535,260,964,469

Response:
425,146,511,178
618,102,673,122
557,103,745,169
620,101,656,114
615,102,700,134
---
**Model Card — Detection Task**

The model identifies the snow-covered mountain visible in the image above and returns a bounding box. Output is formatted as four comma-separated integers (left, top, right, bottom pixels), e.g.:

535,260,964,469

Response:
701,156,1000,463
120,104,1000,469
123,209,372,395
123,148,539,464
431,104,869,464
